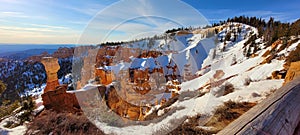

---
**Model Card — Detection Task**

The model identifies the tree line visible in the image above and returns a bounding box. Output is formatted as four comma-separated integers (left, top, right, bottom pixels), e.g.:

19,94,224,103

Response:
213,16,300,47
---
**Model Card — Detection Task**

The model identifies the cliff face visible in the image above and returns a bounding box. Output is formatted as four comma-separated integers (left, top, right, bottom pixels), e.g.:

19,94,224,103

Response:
41,57,60,93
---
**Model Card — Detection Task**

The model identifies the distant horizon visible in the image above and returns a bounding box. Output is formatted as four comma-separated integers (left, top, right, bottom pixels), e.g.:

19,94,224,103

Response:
0,44,76,54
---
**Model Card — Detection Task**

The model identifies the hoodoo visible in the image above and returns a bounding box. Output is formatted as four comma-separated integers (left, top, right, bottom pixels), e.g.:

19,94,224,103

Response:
41,57,60,92
41,57,80,112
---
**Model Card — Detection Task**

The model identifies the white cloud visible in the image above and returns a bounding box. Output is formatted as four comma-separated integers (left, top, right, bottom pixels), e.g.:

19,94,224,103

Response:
27,24,70,30
0,27,80,44
66,6,100,16
0,25,74,33
0,11,29,18
0,24,81,44
77,0,209,44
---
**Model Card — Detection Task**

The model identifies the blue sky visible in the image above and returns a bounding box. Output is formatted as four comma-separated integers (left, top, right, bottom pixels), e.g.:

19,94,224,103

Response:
0,0,299,44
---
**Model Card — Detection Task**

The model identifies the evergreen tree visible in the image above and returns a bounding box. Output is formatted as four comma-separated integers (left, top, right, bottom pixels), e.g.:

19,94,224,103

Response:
225,32,231,41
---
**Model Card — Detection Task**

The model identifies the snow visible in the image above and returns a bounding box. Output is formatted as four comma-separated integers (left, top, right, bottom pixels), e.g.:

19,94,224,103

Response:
0,114,27,135
220,79,284,103
0,123,27,135
22,84,46,97
131,58,157,70
90,92,222,135
102,62,131,75
277,39,300,56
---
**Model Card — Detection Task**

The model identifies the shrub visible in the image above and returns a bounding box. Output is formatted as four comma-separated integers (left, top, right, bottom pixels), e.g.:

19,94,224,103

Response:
168,114,216,135
204,100,256,133
26,110,104,135
244,78,252,86
0,100,20,119
169,100,256,135
286,43,300,64
221,83,235,96
225,32,231,41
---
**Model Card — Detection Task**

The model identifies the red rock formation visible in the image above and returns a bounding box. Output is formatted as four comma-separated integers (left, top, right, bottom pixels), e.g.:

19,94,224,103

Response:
41,57,80,112
42,85,80,112
106,87,149,121
95,68,115,85
272,70,287,79
176,30,192,36
41,57,60,92
92,46,183,120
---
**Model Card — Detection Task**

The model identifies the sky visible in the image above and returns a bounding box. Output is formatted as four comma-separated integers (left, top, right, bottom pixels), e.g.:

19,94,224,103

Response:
0,0,299,44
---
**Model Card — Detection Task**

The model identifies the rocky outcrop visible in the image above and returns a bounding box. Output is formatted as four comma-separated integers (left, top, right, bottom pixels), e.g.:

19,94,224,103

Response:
176,30,191,36
42,85,80,112
41,57,60,93
271,70,287,79
95,68,114,85
284,61,300,84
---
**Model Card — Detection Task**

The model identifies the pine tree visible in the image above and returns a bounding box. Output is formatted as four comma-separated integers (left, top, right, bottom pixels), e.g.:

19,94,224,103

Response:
225,32,231,41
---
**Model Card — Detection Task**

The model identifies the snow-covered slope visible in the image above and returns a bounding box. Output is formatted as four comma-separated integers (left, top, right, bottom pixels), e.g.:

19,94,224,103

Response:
120,32,216,78
85,23,300,134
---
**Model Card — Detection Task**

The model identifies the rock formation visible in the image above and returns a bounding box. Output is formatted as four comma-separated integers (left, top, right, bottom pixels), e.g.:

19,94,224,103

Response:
271,70,287,79
105,86,149,121
41,57,80,112
41,57,60,93
91,46,184,120
42,85,80,112
95,68,115,85
284,61,300,84
176,30,192,36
